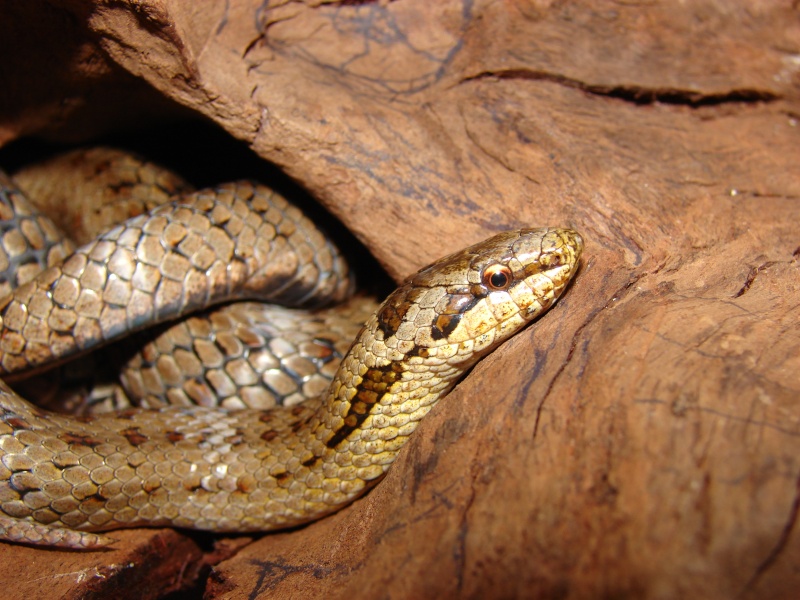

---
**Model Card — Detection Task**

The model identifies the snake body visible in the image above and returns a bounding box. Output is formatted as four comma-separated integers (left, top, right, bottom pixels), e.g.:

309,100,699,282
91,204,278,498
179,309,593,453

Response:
0,161,583,549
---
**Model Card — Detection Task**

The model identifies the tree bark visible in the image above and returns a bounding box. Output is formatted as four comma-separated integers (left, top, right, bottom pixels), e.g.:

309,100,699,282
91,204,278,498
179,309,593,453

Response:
0,1,798,598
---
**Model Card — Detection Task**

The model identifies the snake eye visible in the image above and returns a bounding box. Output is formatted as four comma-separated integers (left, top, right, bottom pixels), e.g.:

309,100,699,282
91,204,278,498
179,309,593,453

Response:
482,264,513,291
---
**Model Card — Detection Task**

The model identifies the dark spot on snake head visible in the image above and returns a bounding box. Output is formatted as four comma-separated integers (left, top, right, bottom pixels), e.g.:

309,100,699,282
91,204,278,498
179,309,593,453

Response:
432,313,462,340
377,285,423,337
273,471,289,481
440,292,479,315
406,345,429,358
429,292,479,340
259,413,274,423
377,304,403,338
470,283,488,298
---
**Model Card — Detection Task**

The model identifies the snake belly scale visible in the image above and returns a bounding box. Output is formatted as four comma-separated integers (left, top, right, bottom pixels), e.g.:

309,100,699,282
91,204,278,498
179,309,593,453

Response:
0,167,583,549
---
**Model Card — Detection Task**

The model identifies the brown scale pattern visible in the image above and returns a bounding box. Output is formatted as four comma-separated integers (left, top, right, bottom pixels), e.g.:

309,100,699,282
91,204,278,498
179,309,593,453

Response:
11,147,193,246
0,164,582,549
0,180,352,377
0,172,75,298
121,297,377,411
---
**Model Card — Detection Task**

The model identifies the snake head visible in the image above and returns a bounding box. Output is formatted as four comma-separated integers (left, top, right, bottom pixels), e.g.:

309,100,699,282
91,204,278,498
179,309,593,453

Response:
376,228,583,363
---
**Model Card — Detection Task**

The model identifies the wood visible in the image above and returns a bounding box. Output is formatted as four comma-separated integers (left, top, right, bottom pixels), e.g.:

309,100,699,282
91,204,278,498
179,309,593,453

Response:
0,0,798,598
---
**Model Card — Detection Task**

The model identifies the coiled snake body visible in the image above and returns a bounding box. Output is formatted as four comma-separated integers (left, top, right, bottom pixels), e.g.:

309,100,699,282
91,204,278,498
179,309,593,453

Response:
0,155,583,549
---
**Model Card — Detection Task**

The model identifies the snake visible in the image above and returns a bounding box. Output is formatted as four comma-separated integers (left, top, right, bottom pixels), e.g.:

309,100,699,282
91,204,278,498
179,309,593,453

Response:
0,151,583,549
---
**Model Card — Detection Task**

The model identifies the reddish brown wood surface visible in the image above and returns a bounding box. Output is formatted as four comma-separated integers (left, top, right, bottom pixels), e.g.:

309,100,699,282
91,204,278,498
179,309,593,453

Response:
1,1,799,598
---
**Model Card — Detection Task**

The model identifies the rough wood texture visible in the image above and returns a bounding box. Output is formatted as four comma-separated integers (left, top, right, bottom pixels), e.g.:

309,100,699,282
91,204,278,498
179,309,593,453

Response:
0,527,243,599
1,1,799,598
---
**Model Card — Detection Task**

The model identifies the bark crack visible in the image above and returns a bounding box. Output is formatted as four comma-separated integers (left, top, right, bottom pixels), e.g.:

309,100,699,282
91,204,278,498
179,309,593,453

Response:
735,262,776,298
453,470,477,596
734,260,785,298
531,262,664,440
740,470,800,596
460,107,542,185
529,277,597,432
460,68,779,107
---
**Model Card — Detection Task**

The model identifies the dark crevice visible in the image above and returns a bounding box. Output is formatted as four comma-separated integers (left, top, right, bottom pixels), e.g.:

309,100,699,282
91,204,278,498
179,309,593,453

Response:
740,471,800,596
531,259,613,436
730,190,800,200
461,69,780,107
531,259,665,440
734,261,779,298
453,480,476,596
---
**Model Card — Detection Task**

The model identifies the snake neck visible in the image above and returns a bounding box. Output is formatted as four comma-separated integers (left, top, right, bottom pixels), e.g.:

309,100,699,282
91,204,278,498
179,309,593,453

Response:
309,276,472,467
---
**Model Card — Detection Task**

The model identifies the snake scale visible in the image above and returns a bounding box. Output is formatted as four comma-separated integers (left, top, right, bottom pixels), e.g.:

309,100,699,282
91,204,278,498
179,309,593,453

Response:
0,151,583,549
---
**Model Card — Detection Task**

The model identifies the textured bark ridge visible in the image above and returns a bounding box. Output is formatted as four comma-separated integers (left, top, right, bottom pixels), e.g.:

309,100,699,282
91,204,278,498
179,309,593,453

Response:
1,1,799,598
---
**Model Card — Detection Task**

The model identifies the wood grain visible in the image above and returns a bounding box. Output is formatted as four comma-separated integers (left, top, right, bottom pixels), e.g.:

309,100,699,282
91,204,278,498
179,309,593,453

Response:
0,0,798,597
